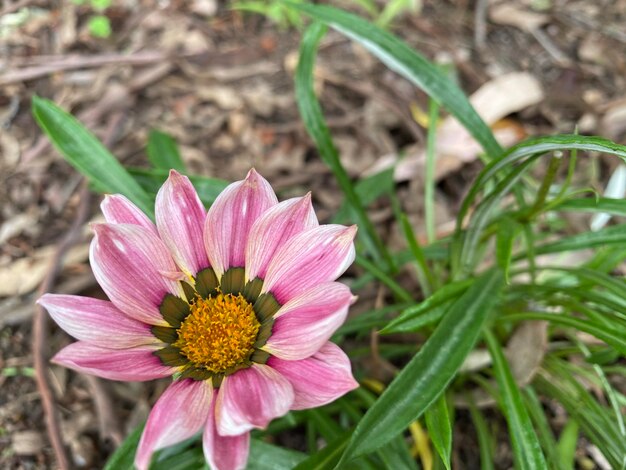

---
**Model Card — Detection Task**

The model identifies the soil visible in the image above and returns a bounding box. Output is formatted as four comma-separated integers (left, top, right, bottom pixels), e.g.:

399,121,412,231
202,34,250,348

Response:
1,0,625,468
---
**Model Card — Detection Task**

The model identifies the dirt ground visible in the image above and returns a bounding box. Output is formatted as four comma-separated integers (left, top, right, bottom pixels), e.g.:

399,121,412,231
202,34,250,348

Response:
1,0,625,468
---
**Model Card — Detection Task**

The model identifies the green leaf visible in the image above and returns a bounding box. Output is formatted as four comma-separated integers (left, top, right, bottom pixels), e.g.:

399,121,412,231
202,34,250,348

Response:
523,387,565,470
537,360,626,468
295,22,392,269
424,394,452,470
333,168,395,224
468,401,494,470
550,196,626,216
529,223,626,257
88,15,112,38
355,254,412,302
556,420,579,470
287,1,501,158
32,96,155,218
459,135,626,225
453,156,537,277
484,330,547,469
496,216,519,279
147,130,186,173
247,440,307,469
294,431,352,470
103,424,144,470
338,269,504,464
381,279,473,334
500,312,626,355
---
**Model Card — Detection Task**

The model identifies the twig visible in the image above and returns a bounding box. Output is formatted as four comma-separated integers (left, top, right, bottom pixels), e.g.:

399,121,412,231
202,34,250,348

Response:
474,0,488,50
84,375,123,447
0,0,39,16
33,111,126,469
0,51,170,86
33,180,90,470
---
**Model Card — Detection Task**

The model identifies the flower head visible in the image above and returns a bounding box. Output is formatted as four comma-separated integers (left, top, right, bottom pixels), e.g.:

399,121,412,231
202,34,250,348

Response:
39,169,359,470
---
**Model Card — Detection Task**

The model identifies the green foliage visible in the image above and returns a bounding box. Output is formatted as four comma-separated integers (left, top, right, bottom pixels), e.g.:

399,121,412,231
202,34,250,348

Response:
31,96,154,218
88,15,111,38
33,1,626,469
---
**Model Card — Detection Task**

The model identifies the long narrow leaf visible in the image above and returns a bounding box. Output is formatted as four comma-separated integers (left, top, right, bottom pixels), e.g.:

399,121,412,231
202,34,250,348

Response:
32,96,155,218
458,135,626,225
338,269,504,464
424,394,452,470
147,130,186,172
484,330,547,469
295,22,392,269
287,1,501,158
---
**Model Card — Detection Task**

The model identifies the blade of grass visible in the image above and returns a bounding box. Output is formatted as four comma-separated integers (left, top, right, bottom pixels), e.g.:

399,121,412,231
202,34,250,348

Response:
286,1,501,158
549,196,626,216
355,254,413,302
425,98,440,244
467,399,495,470
454,156,537,277
556,420,579,470
295,22,393,270
500,312,626,355
32,96,154,218
294,431,352,470
484,329,547,469
337,269,504,464
458,135,626,226
400,213,437,294
381,279,473,334
424,394,452,470
522,387,565,470
247,440,307,469
146,130,186,172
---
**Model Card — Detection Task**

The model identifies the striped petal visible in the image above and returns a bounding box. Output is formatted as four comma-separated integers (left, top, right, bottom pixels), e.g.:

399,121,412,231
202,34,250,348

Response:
245,194,318,283
101,194,157,235
90,223,183,325
136,379,212,470
204,169,277,280
215,364,293,436
39,294,155,349
268,342,358,410
263,283,354,360
261,225,357,304
204,396,250,470
52,342,174,381
156,170,208,277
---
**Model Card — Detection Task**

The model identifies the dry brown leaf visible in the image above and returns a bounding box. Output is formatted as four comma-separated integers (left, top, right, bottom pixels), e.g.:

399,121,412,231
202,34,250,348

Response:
365,72,543,182
489,3,550,32
0,243,89,297
601,99,626,139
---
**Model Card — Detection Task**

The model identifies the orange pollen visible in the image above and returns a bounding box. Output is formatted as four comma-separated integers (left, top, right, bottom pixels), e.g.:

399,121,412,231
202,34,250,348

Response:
173,293,260,373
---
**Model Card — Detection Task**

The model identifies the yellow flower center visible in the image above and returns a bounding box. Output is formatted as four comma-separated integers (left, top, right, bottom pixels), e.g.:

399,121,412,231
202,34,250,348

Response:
173,293,260,373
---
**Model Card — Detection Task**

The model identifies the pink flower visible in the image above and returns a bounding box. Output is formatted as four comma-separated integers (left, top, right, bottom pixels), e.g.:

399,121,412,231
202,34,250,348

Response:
39,169,359,470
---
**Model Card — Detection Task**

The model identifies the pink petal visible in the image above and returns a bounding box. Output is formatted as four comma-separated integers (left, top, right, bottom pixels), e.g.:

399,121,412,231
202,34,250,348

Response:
245,194,318,282
261,225,357,304
215,364,293,436
135,379,212,470
156,170,208,277
101,195,157,235
38,294,155,349
52,342,174,381
268,342,358,410
203,396,250,470
263,283,354,360
90,223,183,325
204,169,277,279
